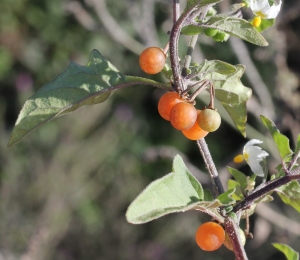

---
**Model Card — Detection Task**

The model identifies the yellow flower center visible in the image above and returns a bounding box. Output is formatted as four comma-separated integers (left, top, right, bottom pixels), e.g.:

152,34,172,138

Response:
252,16,262,27
234,154,244,163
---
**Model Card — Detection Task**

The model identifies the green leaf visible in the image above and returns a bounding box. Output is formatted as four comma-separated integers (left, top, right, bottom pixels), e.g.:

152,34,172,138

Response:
217,189,236,204
276,181,300,213
195,61,251,136
201,16,268,46
228,179,244,200
126,155,204,224
261,116,293,161
8,50,124,146
295,134,300,155
273,243,299,260
186,0,222,9
8,50,170,147
228,167,248,191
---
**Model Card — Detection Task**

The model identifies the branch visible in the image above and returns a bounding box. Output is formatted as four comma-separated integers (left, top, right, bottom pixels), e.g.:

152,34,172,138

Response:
197,139,224,196
233,172,300,213
169,4,199,92
224,216,248,260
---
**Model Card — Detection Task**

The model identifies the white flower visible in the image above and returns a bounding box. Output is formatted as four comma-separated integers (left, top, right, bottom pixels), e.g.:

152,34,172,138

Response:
234,139,269,177
250,0,282,19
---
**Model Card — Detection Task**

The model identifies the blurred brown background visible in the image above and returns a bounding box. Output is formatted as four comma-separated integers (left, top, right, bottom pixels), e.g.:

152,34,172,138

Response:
0,0,300,259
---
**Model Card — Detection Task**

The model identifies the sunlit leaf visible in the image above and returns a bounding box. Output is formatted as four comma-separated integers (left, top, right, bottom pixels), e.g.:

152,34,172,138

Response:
228,167,248,191
261,116,293,161
8,50,169,147
195,61,251,136
126,155,204,224
217,189,236,204
273,243,299,260
276,181,300,213
228,179,244,200
201,16,268,46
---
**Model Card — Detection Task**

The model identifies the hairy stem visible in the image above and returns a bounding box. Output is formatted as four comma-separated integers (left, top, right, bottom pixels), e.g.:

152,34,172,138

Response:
196,139,224,196
233,172,300,213
169,5,198,92
224,216,248,260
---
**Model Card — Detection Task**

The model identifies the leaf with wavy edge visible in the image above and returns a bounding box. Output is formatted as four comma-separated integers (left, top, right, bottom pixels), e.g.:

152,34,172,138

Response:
8,50,169,147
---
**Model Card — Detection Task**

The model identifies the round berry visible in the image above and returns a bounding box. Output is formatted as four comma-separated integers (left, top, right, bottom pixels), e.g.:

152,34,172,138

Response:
170,102,197,130
204,28,218,37
224,228,246,251
195,222,225,251
212,31,229,42
182,111,209,140
197,109,221,132
139,47,166,74
158,92,183,121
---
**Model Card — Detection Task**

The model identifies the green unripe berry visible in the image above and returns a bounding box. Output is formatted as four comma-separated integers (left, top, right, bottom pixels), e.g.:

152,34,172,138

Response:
212,31,230,42
204,28,218,37
197,109,221,132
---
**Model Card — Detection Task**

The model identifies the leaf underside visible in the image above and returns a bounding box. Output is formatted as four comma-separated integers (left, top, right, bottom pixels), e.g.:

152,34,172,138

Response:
195,60,252,136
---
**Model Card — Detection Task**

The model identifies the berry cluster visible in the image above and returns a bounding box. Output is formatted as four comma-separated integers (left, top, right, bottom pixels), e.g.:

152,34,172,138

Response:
139,47,221,140
158,92,221,140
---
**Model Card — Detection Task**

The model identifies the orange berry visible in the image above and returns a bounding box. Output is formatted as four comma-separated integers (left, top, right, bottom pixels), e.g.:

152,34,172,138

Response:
170,102,197,130
197,109,221,132
139,47,166,74
158,92,183,121
182,111,209,140
195,222,225,251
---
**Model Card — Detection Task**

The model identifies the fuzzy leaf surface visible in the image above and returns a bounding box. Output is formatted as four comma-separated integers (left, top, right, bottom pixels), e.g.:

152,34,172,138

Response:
126,155,204,224
195,60,251,136
201,16,268,46
8,50,169,147
276,181,300,213
8,50,124,146
273,243,299,260
261,115,293,161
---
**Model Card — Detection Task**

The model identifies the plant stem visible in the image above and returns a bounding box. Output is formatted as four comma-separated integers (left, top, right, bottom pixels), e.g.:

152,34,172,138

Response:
173,0,180,24
196,139,224,196
224,216,248,260
182,35,198,77
233,172,300,213
169,4,198,92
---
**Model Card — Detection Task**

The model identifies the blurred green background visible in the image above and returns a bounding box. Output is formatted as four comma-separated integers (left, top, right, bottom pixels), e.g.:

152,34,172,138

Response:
1,0,300,259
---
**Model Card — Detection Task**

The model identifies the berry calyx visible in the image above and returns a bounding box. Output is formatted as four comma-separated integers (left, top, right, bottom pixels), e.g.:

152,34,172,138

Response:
223,228,246,251
170,102,197,130
182,110,209,140
158,92,183,121
139,47,166,74
195,222,225,251
197,109,221,132
204,28,218,37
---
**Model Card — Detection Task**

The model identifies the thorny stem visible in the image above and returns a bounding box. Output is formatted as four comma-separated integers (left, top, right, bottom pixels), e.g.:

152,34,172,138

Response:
196,139,224,196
